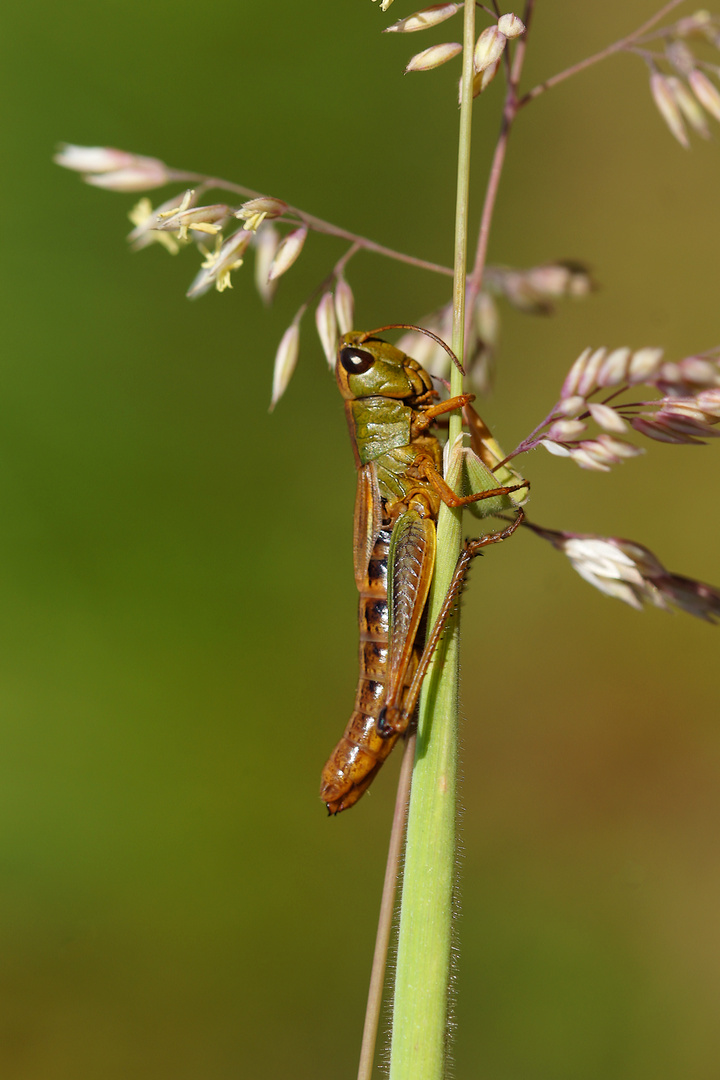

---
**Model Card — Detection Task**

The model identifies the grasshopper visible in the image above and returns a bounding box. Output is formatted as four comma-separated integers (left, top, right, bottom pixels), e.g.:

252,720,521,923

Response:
320,330,527,814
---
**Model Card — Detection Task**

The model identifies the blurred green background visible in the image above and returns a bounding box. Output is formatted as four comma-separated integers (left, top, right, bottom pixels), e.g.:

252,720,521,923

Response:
2,1,720,1077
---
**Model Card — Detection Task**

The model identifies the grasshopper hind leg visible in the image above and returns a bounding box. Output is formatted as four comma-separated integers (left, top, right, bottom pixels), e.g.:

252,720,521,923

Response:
378,508,525,737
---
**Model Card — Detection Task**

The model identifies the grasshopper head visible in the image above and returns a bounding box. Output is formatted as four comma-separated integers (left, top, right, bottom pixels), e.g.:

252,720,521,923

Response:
335,332,433,402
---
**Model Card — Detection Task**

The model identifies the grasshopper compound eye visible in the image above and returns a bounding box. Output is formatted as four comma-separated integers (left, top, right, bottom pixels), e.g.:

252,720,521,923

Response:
339,346,375,374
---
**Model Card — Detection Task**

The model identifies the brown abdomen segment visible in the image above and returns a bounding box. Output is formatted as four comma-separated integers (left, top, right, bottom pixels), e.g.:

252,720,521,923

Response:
320,527,406,814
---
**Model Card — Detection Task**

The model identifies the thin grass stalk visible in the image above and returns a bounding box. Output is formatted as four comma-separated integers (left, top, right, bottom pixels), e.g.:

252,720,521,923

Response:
388,2,475,1076
357,735,415,1080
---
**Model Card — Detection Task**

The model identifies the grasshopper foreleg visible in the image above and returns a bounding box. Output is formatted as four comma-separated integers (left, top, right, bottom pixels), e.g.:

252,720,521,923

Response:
413,393,475,433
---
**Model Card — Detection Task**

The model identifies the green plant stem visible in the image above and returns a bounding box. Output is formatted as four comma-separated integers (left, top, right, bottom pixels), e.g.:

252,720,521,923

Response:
388,2,475,1077
465,0,533,333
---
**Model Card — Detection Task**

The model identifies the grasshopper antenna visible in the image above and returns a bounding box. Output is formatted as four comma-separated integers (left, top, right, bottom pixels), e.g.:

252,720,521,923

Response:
360,324,465,376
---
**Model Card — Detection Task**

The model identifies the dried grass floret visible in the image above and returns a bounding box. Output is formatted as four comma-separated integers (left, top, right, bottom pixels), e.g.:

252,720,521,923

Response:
525,523,720,622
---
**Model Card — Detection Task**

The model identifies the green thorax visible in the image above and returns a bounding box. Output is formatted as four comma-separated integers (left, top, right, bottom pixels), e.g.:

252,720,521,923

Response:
336,332,438,504
346,398,441,505
346,397,412,466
